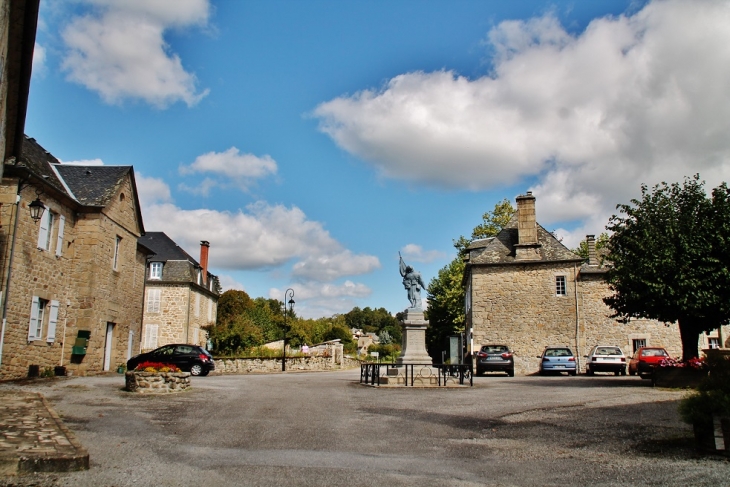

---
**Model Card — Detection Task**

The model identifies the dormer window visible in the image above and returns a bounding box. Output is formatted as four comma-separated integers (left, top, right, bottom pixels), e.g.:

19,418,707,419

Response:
149,262,163,280
197,269,201,285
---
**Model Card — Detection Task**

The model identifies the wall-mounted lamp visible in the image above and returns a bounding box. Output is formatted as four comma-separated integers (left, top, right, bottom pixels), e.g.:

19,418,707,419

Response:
28,189,46,223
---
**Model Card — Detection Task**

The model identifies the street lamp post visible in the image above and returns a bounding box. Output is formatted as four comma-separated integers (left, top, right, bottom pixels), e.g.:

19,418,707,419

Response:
282,288,295,372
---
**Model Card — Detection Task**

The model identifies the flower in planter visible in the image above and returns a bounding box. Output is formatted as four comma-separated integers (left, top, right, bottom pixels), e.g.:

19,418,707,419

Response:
660,356,706,369
135,361,181,373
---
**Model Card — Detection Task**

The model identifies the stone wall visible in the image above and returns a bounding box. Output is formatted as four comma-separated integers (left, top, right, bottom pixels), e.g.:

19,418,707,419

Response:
125,371,191,393
0,175,145,380
467,261,700,375
213,355,360,374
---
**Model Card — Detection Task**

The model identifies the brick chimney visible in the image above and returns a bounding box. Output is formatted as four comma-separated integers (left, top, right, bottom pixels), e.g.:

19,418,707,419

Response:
586,235,597,266
199,241,210,285
514,191,541,261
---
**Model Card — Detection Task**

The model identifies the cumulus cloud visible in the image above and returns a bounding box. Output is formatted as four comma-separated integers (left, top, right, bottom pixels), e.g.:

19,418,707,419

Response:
314,0,730,238
61,0,210,107
400,243,445,263
179,147,278,195
270,281,372,319
135,174,379,312
32,43,46,74
217,274,246,293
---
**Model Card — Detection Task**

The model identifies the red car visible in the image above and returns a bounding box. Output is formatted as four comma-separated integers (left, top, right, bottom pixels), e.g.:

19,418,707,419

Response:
628,347,669,379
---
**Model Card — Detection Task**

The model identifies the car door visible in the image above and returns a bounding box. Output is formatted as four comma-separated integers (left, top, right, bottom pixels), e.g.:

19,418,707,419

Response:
173,345,195,372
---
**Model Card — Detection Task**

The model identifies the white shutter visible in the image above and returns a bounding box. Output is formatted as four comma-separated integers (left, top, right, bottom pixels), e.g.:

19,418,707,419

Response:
195,293,200,317
37,211,50,249
28,296,40,341
144,324,158,350
55,216,65,257
46,300,59,342
146,289,160,313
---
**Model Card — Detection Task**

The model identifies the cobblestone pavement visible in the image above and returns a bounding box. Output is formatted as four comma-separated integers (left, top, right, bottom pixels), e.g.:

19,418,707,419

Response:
0,390,88,476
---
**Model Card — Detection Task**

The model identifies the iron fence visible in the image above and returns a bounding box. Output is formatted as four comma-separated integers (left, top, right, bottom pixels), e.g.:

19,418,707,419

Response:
360,362,473,387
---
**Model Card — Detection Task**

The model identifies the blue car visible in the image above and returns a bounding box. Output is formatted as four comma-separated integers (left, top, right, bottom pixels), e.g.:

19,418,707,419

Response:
538,346,577,376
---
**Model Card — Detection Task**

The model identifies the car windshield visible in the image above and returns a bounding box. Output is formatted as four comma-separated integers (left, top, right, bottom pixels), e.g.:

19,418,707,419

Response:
545,348,572,357
482,346,508,353
595,347,622,356
641,349,668,357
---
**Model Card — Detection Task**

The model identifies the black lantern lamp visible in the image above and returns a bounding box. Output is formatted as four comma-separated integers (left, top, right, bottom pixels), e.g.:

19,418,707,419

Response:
282,288,295,372
28,190,46,223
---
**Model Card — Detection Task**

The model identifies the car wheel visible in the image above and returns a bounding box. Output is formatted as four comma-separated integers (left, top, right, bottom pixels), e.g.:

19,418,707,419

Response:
639,373,650,380
570,370,577,376
539,369,545,376
614,370,620,376
621,368,626,376
190,364,203,376
586,368,594,376
507,370,514,377
629,368,636,376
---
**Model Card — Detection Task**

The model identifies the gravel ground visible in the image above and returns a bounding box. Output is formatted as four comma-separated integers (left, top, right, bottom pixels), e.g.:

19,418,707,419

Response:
0,369,727,487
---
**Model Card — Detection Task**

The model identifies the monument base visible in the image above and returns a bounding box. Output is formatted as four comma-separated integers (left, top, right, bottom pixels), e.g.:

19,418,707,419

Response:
396,308,433,365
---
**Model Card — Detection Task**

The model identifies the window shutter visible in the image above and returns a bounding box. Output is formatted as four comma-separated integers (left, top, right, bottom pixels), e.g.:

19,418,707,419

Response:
37,212,50,249
144,324,158,349
55,216,65,257
28,296,40,341
147,289,161,313
195,293,200,317
46,300,59,342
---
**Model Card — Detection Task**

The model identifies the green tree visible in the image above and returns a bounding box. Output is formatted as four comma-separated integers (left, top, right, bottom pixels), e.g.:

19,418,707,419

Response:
604,175,730,360
216,290,254,325
427,199,515,358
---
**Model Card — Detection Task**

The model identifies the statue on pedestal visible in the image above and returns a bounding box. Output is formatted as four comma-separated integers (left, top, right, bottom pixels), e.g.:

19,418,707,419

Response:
399,252,427,310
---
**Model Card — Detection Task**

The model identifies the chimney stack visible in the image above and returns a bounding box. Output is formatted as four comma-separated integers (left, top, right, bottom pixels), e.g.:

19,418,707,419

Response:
514,191,541,261
200,241,210,285
586,235,597,266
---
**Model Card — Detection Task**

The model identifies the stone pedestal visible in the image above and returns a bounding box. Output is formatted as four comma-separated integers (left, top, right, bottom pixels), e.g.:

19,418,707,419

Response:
397,309,433,365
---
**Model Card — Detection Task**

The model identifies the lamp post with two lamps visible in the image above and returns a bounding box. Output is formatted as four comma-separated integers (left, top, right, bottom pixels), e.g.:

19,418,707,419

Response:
281,288,295,372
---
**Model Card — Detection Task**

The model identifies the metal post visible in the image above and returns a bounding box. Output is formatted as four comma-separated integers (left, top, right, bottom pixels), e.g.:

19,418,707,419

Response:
282,288,294,372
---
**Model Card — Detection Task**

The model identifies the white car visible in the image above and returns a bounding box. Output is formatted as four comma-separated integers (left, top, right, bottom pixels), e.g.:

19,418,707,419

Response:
585,345,627,376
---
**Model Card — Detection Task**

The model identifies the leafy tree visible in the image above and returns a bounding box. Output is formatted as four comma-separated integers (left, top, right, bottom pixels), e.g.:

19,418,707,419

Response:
217,290,254,325
604,175,730,360
427,199,514,358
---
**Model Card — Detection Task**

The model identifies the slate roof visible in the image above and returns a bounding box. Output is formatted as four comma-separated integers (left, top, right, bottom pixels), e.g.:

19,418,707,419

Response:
16,136,71,199
54,165,132,207
137,232,199,265
468,214,583,265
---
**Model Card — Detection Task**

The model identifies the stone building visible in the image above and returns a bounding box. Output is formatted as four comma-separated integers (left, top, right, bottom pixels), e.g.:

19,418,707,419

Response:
137,232,219,351
463,192,727,375
0,136,150,379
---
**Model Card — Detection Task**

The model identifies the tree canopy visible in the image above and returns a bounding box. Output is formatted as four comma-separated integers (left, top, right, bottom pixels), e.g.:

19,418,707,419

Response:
604,175,730,360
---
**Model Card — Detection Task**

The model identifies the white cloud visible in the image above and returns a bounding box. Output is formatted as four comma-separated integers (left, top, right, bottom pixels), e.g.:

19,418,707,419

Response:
59,158,105,166
135,174,378,312
61,0,210,107
217,274,246,293
400,243,445,263
179,147,278,194
32,43,46,74
314,0,730,231
270,281,372,319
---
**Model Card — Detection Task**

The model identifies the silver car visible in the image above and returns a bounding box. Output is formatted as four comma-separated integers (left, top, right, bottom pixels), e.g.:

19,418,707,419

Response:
585,345,627,376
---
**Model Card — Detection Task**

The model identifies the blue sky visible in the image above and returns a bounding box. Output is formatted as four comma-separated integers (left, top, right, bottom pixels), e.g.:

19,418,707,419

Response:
25,0,730,318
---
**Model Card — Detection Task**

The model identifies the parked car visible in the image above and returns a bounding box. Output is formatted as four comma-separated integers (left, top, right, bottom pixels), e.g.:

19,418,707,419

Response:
127,344,215,376
584,345,627,375
538,346,576,376
628,346,669,379
475,344,514,376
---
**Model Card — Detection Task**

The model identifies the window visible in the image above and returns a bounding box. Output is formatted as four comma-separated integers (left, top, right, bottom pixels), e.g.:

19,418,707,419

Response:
146,289,161,313
632,338,647,354
28,297,59,342
149,262,163,279
555,275,567,296
708,337,720,349
143,324,158,350
192,327,200,344
37,211,54,251
195,293,200,317
113,236,122,270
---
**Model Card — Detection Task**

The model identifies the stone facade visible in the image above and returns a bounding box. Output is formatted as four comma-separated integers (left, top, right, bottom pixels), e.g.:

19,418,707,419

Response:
213,354,359,374
138,233,218,351
464,192,726,375
0,138,148,380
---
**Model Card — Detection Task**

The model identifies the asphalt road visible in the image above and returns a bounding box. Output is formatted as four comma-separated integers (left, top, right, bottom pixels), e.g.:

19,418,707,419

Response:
1,369,728,487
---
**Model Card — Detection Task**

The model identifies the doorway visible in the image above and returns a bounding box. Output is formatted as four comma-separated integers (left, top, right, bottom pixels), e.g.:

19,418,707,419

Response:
103,322,115,371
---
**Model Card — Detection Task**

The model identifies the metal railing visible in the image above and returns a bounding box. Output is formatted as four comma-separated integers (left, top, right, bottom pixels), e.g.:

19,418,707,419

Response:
360,362,473,387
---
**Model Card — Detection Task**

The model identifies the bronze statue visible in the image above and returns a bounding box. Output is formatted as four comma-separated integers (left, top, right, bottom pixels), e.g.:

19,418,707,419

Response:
399,252,427,310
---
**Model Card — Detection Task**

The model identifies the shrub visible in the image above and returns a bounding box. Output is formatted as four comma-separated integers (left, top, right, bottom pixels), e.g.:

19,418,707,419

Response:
678,354,730,426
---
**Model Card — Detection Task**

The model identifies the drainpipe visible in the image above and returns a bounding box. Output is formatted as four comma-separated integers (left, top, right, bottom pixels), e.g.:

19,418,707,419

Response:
574,262,580,372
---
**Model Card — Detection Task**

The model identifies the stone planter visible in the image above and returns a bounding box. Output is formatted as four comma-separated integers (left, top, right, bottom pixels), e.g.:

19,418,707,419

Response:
651,366,707,388
125,371,191,393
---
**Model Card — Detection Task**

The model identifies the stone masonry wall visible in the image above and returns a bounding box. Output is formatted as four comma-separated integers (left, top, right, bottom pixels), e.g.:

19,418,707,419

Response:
0,175,145,380
214,355,360,374
470,262,580,375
